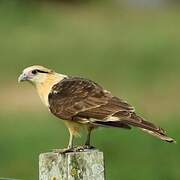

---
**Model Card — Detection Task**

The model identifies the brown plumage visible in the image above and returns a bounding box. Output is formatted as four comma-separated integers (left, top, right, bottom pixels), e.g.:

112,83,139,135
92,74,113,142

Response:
49,77,174,143
18,65,175,151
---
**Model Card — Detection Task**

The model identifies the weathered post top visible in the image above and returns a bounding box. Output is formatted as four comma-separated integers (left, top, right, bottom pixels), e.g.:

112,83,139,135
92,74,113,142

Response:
39,149,105,180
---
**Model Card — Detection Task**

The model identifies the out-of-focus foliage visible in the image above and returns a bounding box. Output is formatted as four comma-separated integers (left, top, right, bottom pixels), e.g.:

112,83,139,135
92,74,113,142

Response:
0,0,180,6
0,2,180,180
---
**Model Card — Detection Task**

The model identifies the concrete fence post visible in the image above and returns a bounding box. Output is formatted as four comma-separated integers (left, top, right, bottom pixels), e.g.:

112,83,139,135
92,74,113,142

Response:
39,149,105,180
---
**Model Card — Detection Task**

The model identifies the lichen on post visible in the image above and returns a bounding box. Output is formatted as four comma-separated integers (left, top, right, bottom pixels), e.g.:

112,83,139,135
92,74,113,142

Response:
39,149,105,180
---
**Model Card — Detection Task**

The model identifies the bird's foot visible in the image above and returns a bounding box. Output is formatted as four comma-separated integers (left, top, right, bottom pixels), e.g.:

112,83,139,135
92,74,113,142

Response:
52,145,96,153
52,148,74,154
73,145,96,152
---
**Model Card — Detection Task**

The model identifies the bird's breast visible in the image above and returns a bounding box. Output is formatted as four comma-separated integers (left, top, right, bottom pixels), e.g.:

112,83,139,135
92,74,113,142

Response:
35,74,67,107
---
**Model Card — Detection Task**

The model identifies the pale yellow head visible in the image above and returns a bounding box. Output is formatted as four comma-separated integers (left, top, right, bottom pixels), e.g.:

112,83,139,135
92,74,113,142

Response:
18,65,67,106
18,65,56,85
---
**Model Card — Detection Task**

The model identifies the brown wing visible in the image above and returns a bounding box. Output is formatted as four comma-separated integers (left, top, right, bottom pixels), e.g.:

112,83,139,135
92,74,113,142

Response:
77,102,174,142
48,77,175,142
48,77,134,120
77,98,174,142
76,96,134,120
49,77,111,120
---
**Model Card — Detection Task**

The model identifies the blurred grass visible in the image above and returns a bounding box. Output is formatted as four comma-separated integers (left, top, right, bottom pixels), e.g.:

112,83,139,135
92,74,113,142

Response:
0,2,180,180
0,112,179,180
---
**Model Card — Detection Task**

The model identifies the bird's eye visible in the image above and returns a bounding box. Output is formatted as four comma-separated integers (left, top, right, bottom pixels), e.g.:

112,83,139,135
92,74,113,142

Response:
32,70,38,75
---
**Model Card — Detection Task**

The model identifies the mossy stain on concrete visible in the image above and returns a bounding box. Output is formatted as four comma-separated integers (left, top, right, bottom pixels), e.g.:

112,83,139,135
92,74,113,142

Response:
70,154,84,180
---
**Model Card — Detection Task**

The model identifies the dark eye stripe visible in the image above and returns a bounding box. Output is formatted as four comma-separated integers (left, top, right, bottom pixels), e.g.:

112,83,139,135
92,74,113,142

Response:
37,70,49,73
31,69,49,74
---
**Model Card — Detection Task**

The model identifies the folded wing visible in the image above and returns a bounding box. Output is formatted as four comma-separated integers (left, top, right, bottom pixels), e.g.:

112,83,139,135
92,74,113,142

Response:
48,77,175,143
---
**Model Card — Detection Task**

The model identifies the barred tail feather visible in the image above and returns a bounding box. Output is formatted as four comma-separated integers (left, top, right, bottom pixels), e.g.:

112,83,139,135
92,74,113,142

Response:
141,128,175,143
125,113,176,143
94,112,176,143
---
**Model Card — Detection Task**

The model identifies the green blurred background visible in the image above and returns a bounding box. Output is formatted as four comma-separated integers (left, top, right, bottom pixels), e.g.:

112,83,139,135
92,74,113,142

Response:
0,0,180,179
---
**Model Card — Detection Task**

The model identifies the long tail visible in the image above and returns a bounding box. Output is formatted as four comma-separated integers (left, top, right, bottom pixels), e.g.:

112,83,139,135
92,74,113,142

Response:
94,112,175,143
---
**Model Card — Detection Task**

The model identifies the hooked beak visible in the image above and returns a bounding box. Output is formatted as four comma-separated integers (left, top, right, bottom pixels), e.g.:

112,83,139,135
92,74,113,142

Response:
18,73,28,83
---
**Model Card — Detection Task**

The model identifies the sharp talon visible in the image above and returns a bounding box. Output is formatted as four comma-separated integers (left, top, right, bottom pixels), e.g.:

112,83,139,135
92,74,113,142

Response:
52,145,96,153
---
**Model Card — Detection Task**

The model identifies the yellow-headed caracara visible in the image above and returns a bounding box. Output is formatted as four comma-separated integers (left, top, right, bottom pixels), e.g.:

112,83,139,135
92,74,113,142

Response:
18,65,175,151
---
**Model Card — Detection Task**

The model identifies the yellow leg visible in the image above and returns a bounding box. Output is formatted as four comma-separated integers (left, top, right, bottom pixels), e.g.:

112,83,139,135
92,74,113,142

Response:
68,132,74,149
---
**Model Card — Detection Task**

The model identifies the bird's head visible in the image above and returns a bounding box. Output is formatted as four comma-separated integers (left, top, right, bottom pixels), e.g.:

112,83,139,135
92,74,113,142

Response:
18,65,55,85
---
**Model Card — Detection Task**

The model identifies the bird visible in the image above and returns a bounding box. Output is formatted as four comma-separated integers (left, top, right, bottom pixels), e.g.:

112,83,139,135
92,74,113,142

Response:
18,65,175,151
